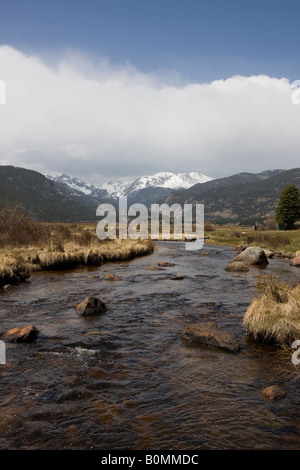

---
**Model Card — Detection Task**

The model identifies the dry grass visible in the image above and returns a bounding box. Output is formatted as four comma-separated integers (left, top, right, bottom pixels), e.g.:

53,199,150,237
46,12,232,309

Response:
0,238,154,287
0,205,154,287
0,256,31,286
28,238,154,270
245,232,291,250
243,276,300,346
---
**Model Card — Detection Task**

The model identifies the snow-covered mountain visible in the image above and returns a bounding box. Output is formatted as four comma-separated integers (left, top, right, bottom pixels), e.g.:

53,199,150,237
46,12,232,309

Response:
47,171,213,202
102,171,212,198
46,173,110,199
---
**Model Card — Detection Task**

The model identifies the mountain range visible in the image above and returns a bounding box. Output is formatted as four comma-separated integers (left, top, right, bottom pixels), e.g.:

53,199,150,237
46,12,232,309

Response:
0,166,96,222
0,165,299,224
165,168,300,224
47,171,212,206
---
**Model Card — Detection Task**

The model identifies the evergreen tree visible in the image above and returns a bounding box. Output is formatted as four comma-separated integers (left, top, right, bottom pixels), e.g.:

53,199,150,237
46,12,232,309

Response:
275,184,300,229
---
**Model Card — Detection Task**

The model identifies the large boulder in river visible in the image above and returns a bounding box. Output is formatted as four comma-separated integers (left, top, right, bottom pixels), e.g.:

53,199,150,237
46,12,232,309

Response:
181,321,240,352
76,296,107,317
4,325,39,343
230,246,268,266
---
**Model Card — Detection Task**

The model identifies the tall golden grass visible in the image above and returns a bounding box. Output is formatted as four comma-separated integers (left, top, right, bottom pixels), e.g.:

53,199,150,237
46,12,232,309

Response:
0,205,154,287
243,276,300,346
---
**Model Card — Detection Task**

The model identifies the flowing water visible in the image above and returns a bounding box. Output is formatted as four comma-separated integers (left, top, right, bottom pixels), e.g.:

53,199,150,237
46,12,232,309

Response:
0,242,300,450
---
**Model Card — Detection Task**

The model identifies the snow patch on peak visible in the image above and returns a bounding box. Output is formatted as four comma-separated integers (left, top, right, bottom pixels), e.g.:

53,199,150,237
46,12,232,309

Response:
46,171,213,200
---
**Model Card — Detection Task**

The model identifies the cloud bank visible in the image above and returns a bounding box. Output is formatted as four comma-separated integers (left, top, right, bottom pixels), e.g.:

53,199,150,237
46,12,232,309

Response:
0,45,299,183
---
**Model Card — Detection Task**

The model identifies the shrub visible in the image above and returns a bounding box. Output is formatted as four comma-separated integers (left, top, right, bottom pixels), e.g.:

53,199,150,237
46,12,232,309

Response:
261,215,277,231
231,231,241,238
204,221,215,232
0,206,93,248
0,204,48,246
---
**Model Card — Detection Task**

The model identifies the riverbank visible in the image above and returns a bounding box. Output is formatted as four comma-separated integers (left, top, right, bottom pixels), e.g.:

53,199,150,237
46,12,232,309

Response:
204,225,300,257
0,219,154,288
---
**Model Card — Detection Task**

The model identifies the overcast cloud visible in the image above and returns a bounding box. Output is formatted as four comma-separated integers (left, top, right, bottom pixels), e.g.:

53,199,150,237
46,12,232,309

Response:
0,45,299,184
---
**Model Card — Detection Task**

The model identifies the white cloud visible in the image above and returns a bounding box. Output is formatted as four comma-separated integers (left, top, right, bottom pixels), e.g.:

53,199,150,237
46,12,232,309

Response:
0,45,299,183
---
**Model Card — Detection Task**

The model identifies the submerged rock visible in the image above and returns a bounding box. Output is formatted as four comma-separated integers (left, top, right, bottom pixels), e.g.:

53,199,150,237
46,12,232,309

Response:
1,284,14,291
181,321,240,352
76,296,107,317
158,261,176,267
104,273,122,281
230,246,269,266
225,262,249,272
261,385,286,401
4,325,39,343
144,265,164,271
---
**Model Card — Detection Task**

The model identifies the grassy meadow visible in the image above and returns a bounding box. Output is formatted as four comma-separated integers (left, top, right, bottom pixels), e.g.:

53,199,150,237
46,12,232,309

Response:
204,223,300,257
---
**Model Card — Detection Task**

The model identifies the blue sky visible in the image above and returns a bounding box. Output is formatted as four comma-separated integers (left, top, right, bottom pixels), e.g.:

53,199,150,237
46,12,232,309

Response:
0,0,300,181
2,0,300,82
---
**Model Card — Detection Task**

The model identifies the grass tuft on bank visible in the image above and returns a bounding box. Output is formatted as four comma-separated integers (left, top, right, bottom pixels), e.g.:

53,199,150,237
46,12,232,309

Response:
243,276,300,346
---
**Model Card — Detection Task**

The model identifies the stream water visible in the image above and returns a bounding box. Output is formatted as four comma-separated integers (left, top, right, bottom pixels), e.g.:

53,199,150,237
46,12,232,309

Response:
0,241,300,450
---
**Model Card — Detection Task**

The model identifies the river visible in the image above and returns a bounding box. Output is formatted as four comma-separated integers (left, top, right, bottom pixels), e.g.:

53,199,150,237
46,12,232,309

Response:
0,241,300,450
